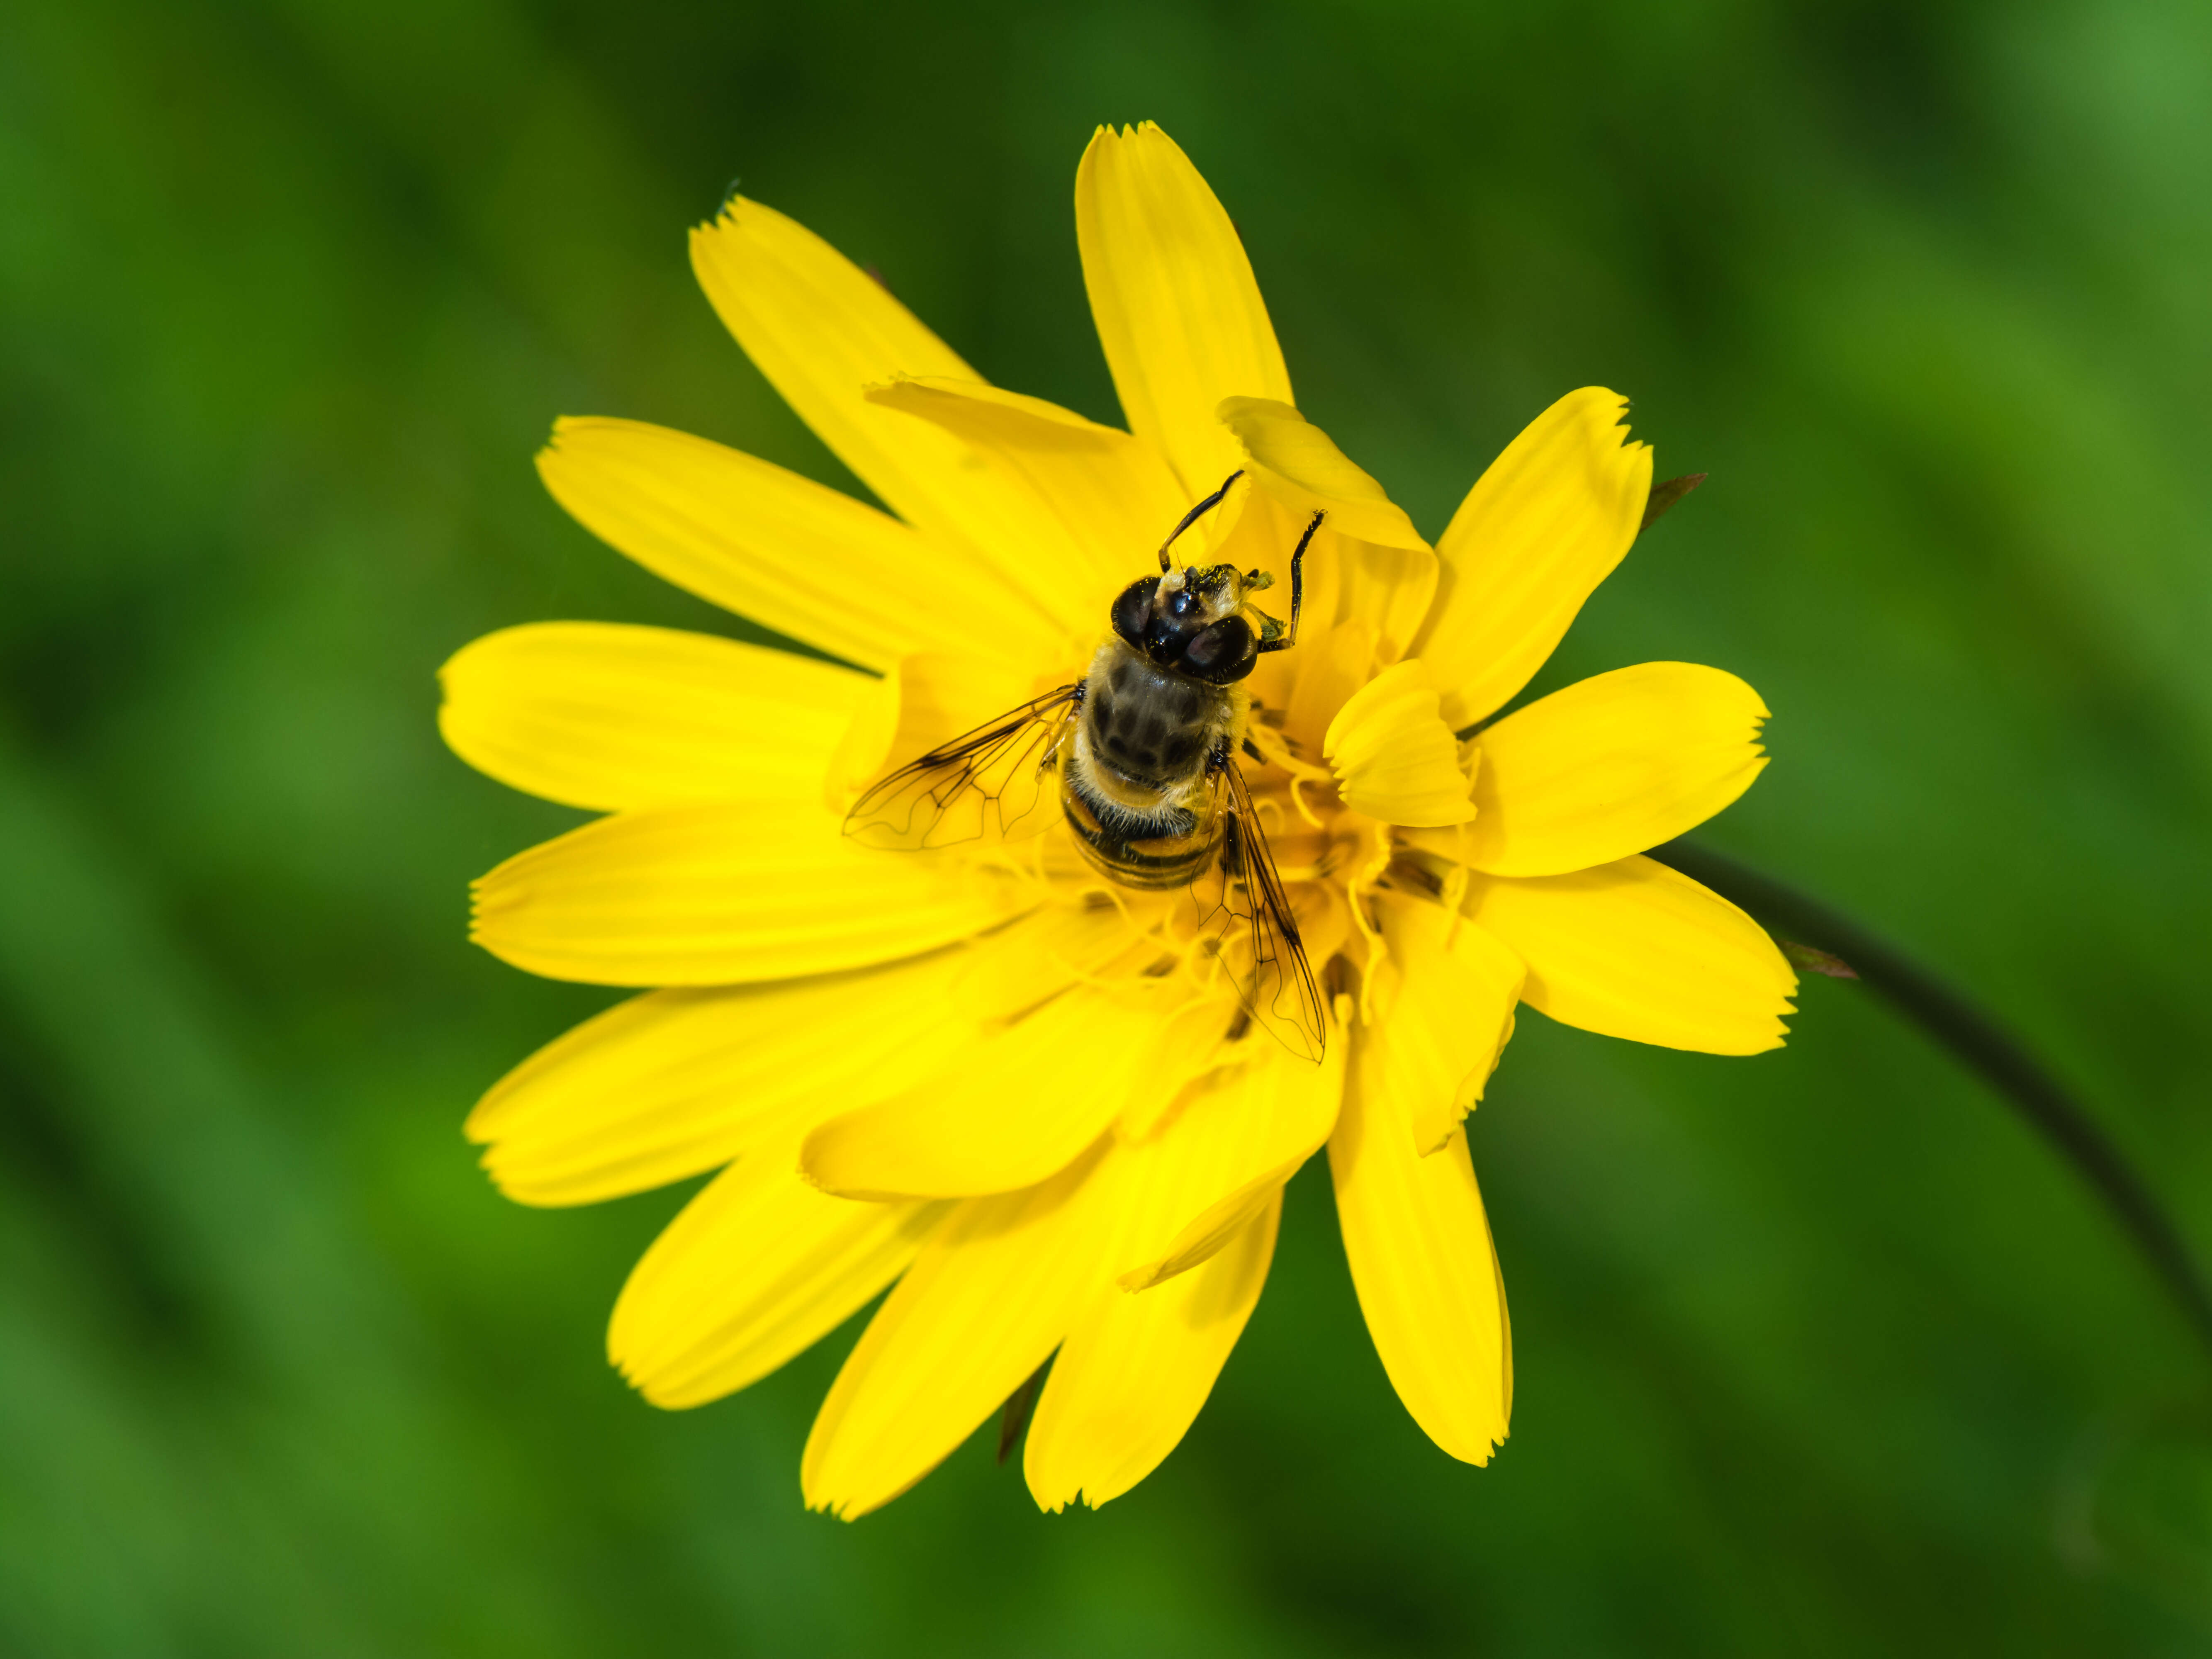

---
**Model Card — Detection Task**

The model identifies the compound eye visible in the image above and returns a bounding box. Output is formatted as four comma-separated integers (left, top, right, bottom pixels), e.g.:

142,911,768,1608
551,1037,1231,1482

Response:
1143,613,1185,664
1110,578,1158,650
1180,615,1257,683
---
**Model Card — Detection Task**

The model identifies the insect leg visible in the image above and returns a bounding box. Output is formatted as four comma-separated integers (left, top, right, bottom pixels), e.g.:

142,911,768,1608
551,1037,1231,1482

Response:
1156,469,1246,572
1205,737,1240,874
1256,510,1324,654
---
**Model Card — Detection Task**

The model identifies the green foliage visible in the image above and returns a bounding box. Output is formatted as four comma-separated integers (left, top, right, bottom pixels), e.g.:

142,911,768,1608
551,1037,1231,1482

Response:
3,0,2211,1650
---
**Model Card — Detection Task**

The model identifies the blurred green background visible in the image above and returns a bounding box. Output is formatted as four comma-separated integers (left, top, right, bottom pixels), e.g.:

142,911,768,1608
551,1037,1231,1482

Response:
5,0,2212,1651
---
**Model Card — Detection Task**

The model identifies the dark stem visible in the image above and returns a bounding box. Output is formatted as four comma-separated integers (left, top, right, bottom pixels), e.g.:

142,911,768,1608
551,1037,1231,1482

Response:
1647,837,2212,1362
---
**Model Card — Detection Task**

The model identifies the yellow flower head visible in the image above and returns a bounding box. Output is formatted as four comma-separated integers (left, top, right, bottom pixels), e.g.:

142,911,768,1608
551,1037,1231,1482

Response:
440,122,1796,1519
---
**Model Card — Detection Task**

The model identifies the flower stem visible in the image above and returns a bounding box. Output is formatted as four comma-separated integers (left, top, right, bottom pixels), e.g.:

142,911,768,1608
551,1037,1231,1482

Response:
1648,837,2212,1363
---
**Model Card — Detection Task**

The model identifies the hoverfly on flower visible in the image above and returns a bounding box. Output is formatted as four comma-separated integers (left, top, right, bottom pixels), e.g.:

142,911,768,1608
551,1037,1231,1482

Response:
443,121,1794,1520
847,470,1327,1060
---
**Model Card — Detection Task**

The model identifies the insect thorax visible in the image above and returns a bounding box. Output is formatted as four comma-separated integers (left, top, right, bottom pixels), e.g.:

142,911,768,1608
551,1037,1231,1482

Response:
1060,640,1236,890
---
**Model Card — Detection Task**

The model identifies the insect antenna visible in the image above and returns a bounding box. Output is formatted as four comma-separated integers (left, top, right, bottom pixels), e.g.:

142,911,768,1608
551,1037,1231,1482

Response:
1154,469,1245,572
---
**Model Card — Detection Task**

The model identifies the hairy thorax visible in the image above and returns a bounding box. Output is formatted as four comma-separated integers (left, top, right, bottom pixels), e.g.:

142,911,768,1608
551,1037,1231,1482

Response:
1060,640,1241,888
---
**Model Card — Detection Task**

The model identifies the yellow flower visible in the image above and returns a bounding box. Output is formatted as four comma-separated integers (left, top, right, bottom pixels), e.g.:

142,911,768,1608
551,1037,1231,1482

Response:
441,122,1796,1519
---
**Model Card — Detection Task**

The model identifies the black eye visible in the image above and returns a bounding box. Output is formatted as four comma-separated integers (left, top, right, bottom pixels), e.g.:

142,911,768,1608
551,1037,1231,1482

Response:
1180,615,1257,683
1166,585,1199,618
1110,578,1158,651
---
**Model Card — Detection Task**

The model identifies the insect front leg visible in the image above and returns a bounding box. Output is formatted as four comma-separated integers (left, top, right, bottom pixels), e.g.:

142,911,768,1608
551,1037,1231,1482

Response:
1255,510,1323,655
1155,471,1246,571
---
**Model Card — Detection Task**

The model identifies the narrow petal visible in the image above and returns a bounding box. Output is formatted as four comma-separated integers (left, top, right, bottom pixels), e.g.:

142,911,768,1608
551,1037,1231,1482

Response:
691,197,1070,579
465,949,983,1206
1368,893,1524,1156
801,986,1161,1201
470,801,1032,987
1466,662,1769,877
947,896,1168,1024
1324,659,1477,827
1218,397,1427,550
864,377,1190,613
1328,1035,1511,1465
1118,1033,1345,1289
1277,612,1371,758
1464,854,1796,1053
802,1142,1120,1519
1411,389,1654,732
1024,1192,1279,1512
438,622,870,813
1333,533,1440,676
609,1143,945,1408
1075,122,1292,497
537,418,1059,671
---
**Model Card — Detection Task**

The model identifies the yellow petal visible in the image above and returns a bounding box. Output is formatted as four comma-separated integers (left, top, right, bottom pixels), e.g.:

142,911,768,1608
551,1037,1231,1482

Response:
1324,659,1478,827
465,949,983,1207
802,1141,1120,1519
864,377,1189,611
1411,388,1654,732
609,1142,945,1408
1328,1036,1511,1465
439,622,871,813
1464,854,1796,1053
1334,533,1441,675
470,800,1032,987
1075,123,1292,498
1024,1191,1279,1512
1368,893,1525,1156
949,896,1167,1025
537,418,1059,674
691,197,1069,579
1117,1032,1345,1289
801,986,1159,1201
1217,397,1427,552
1279,613,1372,758
1464,662,1770,878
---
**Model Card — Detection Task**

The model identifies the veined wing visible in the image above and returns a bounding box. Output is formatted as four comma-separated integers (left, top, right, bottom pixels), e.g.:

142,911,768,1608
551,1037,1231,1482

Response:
1193,754,1326,1062
844,686,1081,851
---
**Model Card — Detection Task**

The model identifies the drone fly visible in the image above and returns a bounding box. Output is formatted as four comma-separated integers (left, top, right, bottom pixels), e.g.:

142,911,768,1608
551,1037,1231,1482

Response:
846,472,1326,1059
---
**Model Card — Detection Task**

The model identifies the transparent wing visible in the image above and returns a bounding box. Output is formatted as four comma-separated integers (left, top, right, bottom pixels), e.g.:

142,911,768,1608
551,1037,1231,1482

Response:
844,686,1081,851
1192,755,1327,1062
